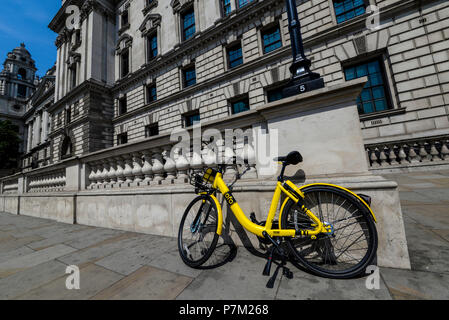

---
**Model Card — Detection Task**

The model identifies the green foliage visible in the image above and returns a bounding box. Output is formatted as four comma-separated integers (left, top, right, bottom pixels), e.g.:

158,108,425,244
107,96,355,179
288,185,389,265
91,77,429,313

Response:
0,120,21,169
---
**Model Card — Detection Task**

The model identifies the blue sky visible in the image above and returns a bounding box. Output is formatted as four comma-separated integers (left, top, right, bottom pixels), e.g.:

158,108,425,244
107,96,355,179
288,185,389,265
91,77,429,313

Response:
0,0,61,77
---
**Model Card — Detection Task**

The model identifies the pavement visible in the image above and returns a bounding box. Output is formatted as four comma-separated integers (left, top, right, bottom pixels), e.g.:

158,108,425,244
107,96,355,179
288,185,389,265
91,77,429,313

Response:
0,170,449,300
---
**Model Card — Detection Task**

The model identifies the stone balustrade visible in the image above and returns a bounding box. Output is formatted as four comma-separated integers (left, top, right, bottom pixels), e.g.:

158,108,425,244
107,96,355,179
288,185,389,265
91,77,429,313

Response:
366,135,449,170
1,178,19,194
84,139,258,190
27,169,66,193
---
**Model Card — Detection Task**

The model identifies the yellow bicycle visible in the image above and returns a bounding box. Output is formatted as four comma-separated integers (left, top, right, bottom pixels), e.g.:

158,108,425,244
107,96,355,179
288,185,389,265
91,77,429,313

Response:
178,151,378,284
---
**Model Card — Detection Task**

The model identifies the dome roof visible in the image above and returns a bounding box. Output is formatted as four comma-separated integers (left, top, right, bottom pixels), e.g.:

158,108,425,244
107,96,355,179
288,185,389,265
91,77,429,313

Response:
12,43,31,58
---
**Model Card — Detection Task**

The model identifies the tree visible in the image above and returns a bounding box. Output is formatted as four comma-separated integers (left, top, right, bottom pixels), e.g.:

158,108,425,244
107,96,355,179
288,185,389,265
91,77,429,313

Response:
0,120,21,170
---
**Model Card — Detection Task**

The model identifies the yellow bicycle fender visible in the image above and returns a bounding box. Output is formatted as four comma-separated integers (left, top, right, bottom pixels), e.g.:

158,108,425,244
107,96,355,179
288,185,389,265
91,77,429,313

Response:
299,183,377,223
209,194,223,235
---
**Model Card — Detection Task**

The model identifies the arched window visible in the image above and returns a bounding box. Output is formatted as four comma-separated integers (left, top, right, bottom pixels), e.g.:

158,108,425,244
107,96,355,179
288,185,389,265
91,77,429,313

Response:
18,68,27,80
61,136,73,159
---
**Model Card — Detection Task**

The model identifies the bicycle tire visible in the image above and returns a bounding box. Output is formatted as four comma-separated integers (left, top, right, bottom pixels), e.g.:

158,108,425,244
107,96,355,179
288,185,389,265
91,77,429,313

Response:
281,184,378,279
178,195,220,268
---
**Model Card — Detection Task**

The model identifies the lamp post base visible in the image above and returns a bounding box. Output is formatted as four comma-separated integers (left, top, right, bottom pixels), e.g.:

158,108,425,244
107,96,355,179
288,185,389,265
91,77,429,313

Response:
283,74,325,98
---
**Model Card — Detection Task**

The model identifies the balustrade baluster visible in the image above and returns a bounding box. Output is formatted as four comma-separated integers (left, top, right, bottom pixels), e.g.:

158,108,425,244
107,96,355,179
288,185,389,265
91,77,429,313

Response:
141,151,154,185
115,156,125,185
388,145,399,165
430,141,441,161
163,146,176,185
419,142,430,162
132,152,144,185
152,149,165,183
175,147,190,184
441,139,449,160
123,155,134,185
379,146,388,167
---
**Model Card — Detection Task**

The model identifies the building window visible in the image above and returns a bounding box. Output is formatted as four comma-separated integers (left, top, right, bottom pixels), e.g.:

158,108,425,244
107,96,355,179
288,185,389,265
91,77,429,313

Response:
181,7,196,41
146,84,157,103
183,65,196,88
66,108,72,124
18,68,27,80
121,9,129,28
333,0,367,24
145,123,159,138
117,133,128,145
17,85,27,98
344,59,391,115
121,49,130,78
70,65,77,89
119,96,127,115
262,25,282,54
147,33,158,61
183,110,200,127
267,86,285,103
61,136,73,159
237,0,254,8
227,43,243,69
221,0,232,16
231,96,250,115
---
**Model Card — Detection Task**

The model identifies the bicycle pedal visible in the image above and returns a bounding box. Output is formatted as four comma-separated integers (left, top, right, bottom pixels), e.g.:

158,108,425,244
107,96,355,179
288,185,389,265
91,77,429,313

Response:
283,268,293,279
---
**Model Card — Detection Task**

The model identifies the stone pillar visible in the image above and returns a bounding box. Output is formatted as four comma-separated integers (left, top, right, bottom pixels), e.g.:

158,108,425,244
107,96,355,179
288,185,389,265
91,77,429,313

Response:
26,122,33,153
41,111,49,142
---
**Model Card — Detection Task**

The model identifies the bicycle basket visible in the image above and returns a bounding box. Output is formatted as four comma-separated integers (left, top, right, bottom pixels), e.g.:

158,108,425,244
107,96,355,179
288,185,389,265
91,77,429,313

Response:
189,168,217,192
203,168,217,183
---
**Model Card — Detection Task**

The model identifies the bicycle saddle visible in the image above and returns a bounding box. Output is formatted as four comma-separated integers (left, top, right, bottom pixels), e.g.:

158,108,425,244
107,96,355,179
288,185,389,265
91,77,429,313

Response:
274,151,303,165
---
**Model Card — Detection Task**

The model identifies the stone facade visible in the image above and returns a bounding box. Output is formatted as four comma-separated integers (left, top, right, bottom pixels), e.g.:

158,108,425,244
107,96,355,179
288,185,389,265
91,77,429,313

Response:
2,0,444,172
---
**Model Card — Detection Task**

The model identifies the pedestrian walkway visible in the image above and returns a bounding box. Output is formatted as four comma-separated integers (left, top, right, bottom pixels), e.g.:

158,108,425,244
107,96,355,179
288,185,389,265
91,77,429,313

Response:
0,170,448,300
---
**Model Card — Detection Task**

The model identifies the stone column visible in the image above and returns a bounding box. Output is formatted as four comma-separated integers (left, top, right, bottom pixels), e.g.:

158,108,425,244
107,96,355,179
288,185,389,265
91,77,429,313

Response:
26,122,33,153
35,113,42,145
41,111,49,142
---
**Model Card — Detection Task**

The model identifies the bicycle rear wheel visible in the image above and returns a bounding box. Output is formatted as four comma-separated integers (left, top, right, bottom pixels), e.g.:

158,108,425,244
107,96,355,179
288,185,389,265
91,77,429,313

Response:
178,195,220,268
281,184,378,279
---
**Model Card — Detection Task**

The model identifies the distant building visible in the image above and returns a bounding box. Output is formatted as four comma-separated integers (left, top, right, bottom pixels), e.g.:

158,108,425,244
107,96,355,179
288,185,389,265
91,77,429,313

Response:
0,43,38,153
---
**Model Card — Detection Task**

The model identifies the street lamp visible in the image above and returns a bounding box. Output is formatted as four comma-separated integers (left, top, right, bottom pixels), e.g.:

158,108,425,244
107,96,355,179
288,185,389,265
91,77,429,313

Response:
283,0,324,98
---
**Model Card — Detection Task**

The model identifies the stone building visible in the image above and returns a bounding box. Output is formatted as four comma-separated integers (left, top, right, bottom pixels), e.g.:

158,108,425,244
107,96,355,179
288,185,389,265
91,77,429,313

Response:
30,0,446,172
22,66,56,170
0,43,38,153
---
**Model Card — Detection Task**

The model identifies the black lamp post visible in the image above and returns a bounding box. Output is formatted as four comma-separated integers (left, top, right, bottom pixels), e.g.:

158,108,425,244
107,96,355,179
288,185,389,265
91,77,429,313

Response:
283,0,324,97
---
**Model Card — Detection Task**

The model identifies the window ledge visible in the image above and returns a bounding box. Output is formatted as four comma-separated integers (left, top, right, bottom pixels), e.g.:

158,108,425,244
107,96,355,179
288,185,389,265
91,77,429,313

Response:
359,107,406,121
142,1,158,15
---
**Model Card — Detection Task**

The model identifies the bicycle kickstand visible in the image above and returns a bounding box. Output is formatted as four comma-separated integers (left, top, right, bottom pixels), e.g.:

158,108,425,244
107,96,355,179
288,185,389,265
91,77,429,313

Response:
261,232,294,288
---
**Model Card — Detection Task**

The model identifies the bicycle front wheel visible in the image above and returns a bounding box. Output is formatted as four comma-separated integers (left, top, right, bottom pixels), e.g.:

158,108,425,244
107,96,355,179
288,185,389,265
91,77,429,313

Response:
178,195,220,268
281,184,378,279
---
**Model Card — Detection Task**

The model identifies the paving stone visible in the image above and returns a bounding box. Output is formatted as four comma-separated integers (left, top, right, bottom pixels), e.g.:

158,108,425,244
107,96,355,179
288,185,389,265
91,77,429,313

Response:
176,267,281,300
276,266,392,300
0,246,35,264
15,264,124,300
0,244,76,278
402,205,449,230
380,267,449,300
92,266,193,300
0,260,68,299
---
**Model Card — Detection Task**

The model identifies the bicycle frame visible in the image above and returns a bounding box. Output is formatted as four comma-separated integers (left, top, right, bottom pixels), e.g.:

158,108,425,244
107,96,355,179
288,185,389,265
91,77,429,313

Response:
209,171,331,238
